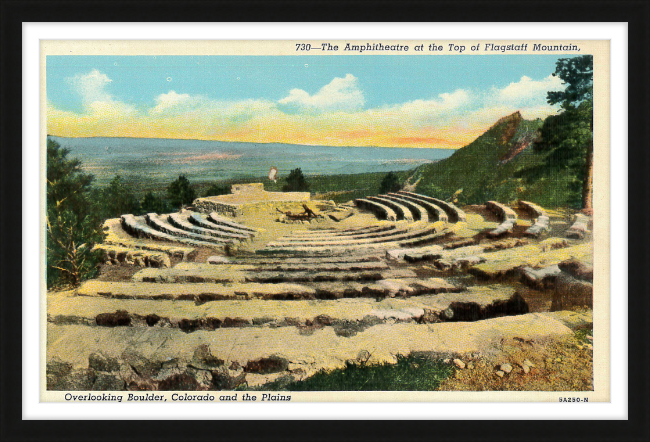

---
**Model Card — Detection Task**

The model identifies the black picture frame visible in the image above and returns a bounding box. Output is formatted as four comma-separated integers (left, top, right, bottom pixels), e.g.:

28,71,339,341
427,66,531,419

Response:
2,1,648,441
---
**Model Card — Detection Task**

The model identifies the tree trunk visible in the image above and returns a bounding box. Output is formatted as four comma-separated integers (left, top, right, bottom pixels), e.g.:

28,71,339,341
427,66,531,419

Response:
582,141,593,211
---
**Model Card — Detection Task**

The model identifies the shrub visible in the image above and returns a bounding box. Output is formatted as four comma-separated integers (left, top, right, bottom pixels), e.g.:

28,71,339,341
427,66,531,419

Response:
379,172,401,194
282,168,310,192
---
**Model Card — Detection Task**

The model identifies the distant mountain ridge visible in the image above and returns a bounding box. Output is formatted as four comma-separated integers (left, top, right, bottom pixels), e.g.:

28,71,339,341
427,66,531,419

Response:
411,112,581,208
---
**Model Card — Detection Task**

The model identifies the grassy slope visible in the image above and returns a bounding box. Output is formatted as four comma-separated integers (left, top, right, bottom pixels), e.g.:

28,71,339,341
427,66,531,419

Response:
252,355,454,391
411,115,582,209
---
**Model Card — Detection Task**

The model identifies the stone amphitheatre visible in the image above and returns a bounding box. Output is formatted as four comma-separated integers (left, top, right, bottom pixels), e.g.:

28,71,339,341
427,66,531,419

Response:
47,182,594,392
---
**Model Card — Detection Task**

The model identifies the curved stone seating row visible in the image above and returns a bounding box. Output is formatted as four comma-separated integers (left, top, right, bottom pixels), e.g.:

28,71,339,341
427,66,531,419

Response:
485,201,518,238
401,238,530,264
518,200,547,218
134,263,416,284
246,261,390,273
121,215,217,248
292,225,396,238
517,200,550,238
145,213,233,245
277,226,411,243
268,225,440,248
397,191,466,222
169,214,249,241
207,212,256,234
366,196,414,221
224,255,384,266
397,229,452,248
380,195,428,222
566,214,590,239
93,244,172,268
189,213,255,237
468,241,588,280
77,277,462,303
50,285,525,332
486,201,518,221
487,219,517,238
388,193,447,223
524,215,550,238
354,198,397,221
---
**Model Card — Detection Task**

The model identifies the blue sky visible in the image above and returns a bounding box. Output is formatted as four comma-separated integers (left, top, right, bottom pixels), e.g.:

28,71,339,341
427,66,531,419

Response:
47,54,574,148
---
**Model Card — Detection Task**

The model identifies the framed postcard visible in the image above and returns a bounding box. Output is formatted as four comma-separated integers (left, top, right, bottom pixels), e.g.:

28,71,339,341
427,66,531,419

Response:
4,4,648,441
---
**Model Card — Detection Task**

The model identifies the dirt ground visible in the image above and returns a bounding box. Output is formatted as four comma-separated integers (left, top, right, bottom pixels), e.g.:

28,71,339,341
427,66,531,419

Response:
438,330,593,391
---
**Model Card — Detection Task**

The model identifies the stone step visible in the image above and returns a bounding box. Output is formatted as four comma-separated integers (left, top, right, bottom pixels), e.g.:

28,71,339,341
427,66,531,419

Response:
268,225,442,248
208,212,257,233
189,213,256,237
519,265,563,289
557,258,593,282
169,214,249,241
120,215,218,248
403,238,530,263
255,245,400,256
354,198,397,221
49,286,525,333
367,196,414,221
47,312,575,389
388,192,447,222
104,218,197,259
132,263,418,284
485,201,518,221
442,238,477,250
397,192,466,222
379,194,428,222
469,242,590,280
566,214,590,239
245,261,391,272
524,215,550,238
298,225,396,236
397,229,452,247
104,238,195,260
216,255,385,265
277,226,410,243
518,200,547,218
487,218,517,238
550,274,593,311
145,214,233,245
328,209,354,222
77,276,461,302
92,244,171,268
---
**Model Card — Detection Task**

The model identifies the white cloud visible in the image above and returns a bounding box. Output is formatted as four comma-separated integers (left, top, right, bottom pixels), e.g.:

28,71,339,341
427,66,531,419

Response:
495,74,564,103
279,74,364,111
67,69,114,104
150,90,194,114
52,69,567,147
66,69,137,115
390,89,470,115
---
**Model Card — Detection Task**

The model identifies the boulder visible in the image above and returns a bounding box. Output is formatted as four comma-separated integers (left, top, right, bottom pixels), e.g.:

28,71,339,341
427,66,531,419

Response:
550,275,593,311
88,352,121,372
558,259,593,282
92,372,126,391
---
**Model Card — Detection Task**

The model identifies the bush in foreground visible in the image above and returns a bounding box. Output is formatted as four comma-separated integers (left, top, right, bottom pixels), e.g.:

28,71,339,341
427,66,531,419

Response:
253,355,453,391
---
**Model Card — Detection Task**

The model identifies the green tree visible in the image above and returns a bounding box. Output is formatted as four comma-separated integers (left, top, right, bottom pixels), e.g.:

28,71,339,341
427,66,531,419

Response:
140,191,169,214
46,139,104,288
204,183,230,197
98,175,141,218
379,172,401,194
283,168,310,192
538,55,593,210
167,174,197,209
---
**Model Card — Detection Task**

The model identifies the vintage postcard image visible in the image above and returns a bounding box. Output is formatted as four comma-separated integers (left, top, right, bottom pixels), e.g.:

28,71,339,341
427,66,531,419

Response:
42,40,609,403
